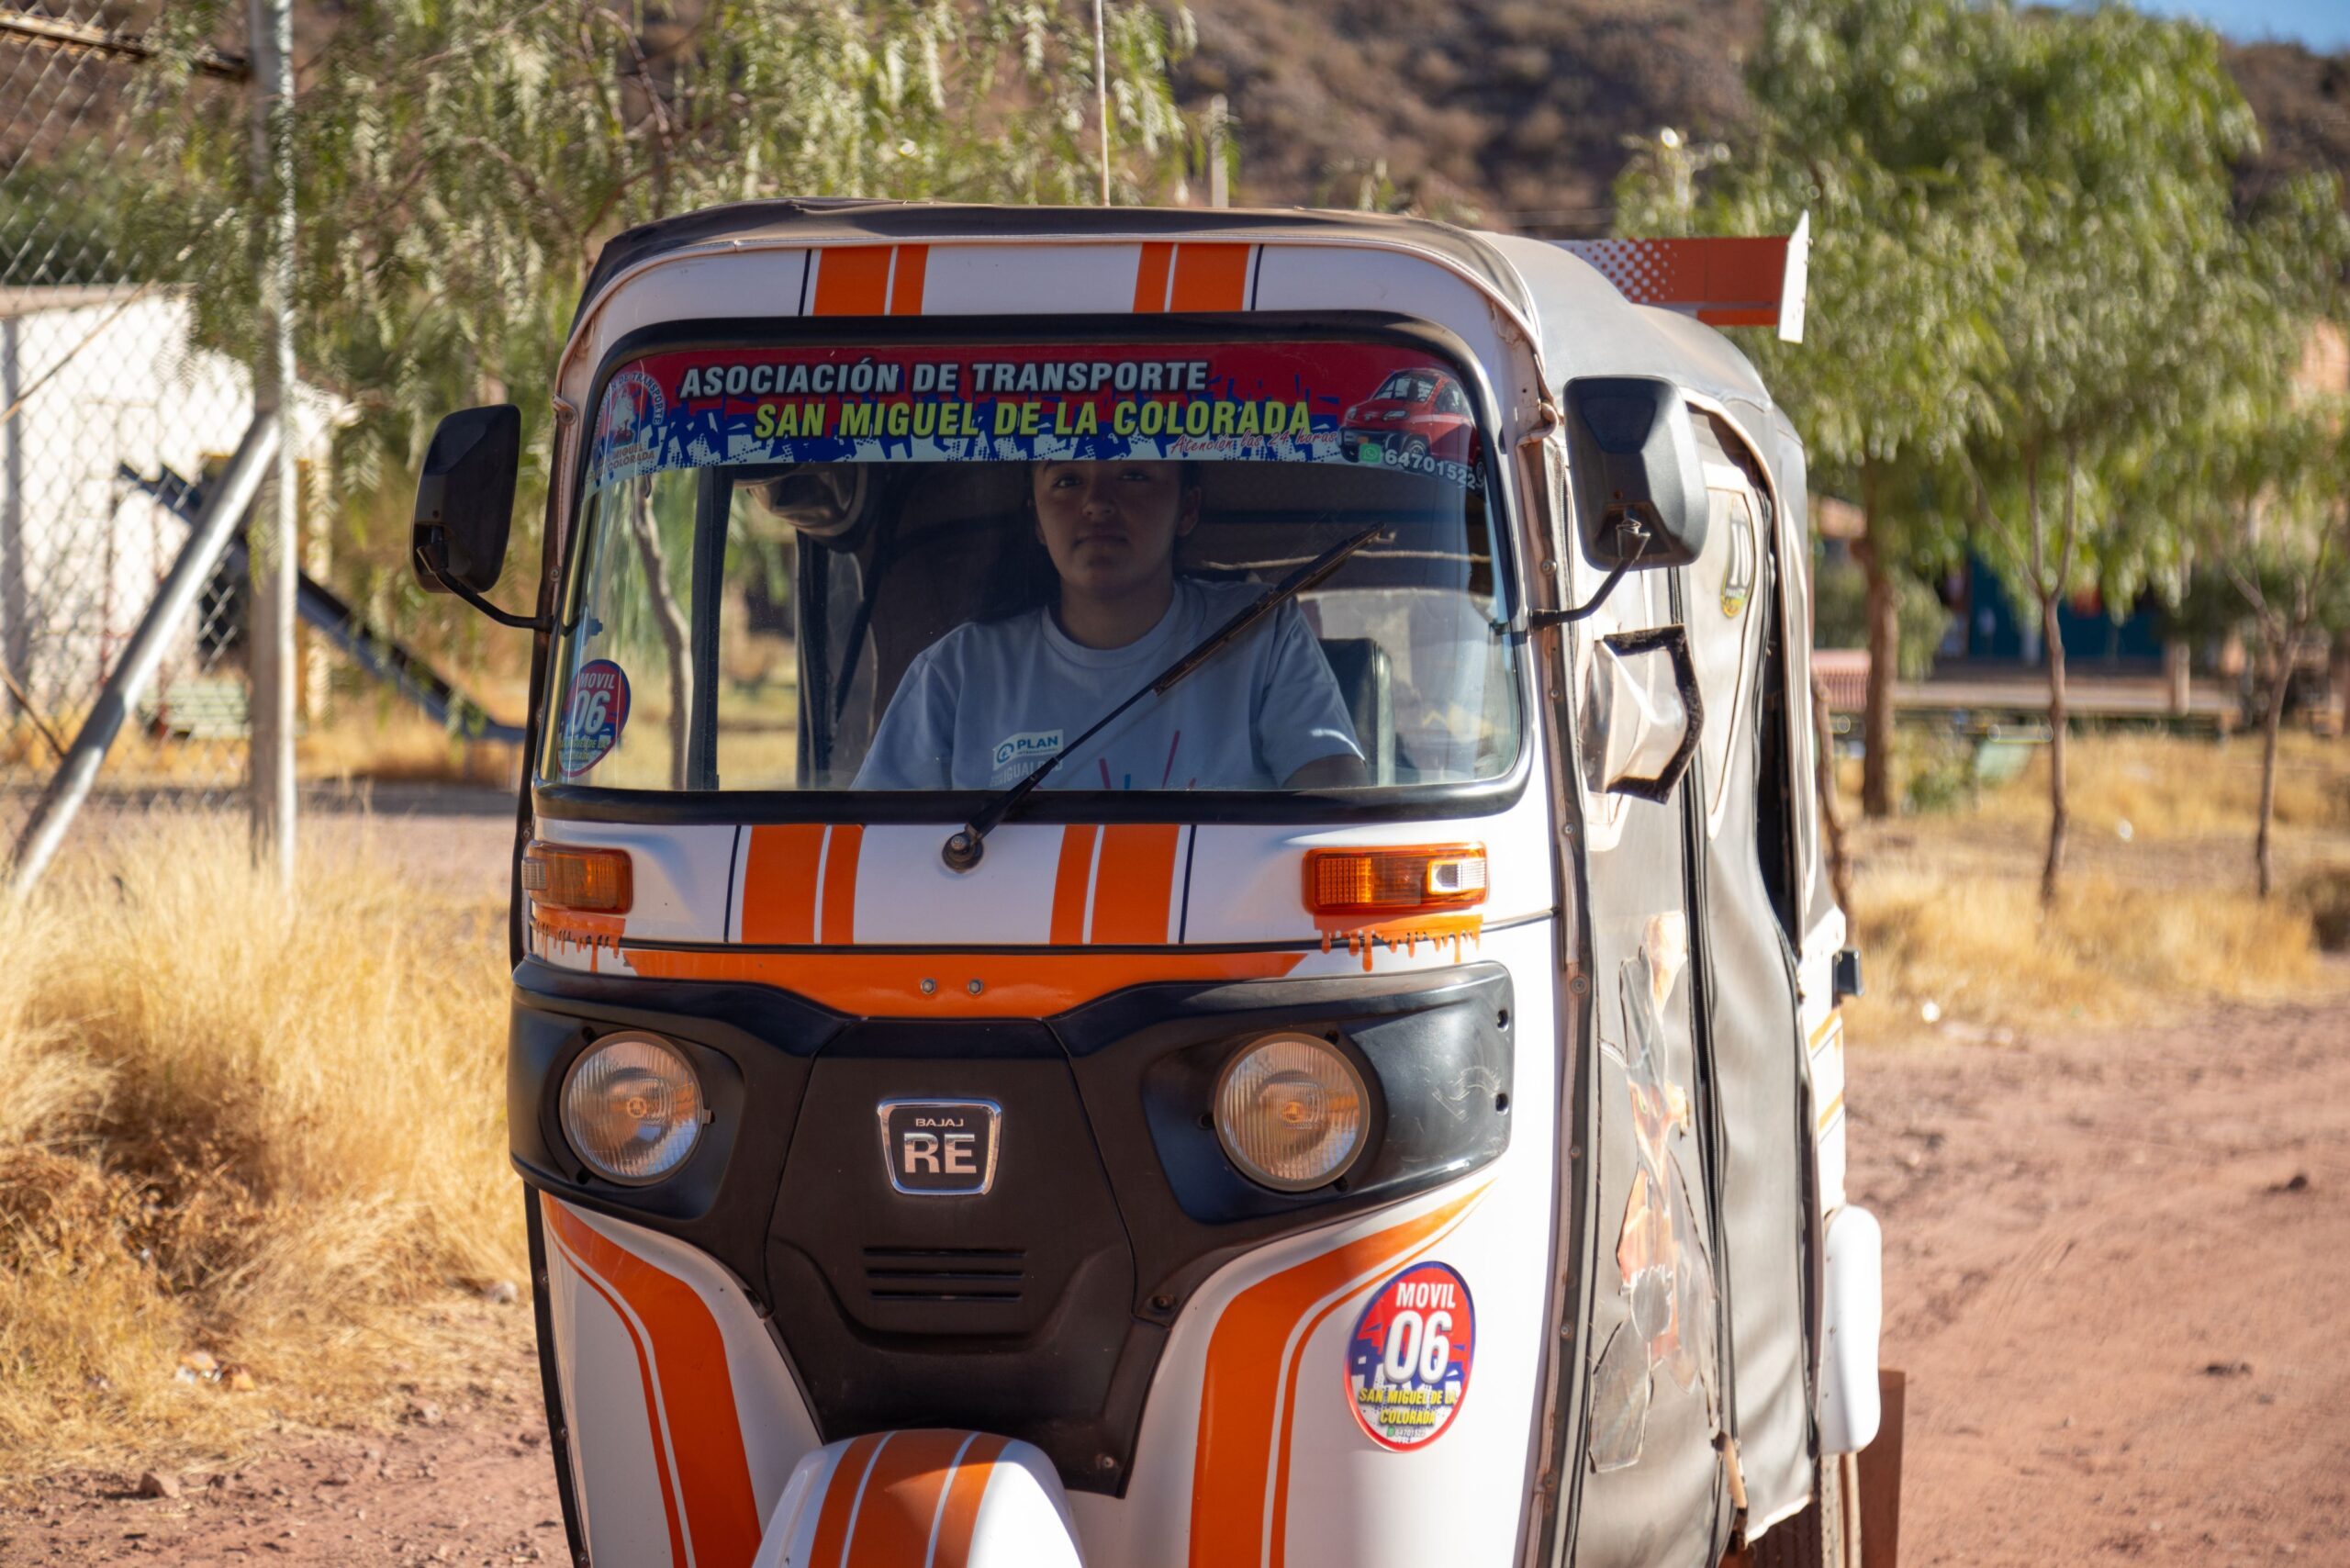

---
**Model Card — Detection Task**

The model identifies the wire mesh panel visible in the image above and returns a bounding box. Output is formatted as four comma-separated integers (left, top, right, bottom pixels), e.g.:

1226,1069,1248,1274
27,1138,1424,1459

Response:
0,2,257,849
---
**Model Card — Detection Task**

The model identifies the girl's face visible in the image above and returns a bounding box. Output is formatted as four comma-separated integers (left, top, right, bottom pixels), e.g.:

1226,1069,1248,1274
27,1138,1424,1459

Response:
1033,460,1199,602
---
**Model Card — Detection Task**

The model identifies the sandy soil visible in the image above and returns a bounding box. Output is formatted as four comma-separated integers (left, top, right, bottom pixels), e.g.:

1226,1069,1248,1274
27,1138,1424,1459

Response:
6,990,2345,1565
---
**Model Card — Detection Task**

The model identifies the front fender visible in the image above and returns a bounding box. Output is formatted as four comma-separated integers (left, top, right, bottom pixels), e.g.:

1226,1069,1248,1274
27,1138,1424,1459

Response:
755,1430,1082,1568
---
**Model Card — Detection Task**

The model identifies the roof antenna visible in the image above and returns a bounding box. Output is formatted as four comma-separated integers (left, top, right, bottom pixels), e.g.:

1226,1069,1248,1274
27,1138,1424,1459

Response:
1093,0,1112,205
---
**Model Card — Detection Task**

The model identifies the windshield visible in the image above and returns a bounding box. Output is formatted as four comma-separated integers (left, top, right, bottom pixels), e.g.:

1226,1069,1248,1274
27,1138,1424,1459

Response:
545,339,1521,796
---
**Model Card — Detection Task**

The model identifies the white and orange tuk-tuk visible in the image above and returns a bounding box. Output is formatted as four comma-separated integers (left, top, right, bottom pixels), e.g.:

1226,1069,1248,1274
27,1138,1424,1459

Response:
412,200,1886,1568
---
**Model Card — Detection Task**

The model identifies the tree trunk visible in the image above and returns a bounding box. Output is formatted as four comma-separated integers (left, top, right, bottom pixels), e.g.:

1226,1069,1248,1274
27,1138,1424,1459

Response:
1812,671,1856,917
1856,460,1898,819
627,481,695,790
2042,588,2068,907
2256,638,2288,899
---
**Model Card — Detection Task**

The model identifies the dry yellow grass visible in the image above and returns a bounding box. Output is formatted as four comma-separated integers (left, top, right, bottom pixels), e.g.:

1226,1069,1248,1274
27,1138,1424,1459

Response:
1841,731,2350,1040
1845,868,2326,1041
1970,731,2350,839
297,711,521,786
0,821,517,1472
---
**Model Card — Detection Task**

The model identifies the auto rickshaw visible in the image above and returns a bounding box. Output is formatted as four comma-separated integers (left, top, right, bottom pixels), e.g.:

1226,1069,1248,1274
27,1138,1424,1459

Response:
411,200,1888,1568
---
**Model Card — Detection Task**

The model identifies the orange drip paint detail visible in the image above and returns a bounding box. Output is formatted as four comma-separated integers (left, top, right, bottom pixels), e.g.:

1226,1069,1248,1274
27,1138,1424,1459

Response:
532,906,624,972
1169,243,1252,311
811,1432,886,1568
889,244,928,315
1133,241,1176,312
1188,1185,1490,1568
1049,824,1101,945
818,824,865,946
933,1433,1010,1565
541,1196,765,1567
620,947,1304,1017
1315,911,1484,971
841,1428,973,1568
1089,823,1181,944
811,246,894,315
739,823,824,944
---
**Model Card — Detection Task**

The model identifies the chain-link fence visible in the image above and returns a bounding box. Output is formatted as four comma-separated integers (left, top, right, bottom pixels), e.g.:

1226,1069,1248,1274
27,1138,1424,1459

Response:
0,2,281,865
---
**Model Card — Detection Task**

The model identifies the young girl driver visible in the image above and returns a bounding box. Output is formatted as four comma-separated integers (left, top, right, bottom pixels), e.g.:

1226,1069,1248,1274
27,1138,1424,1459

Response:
855,459,1366,791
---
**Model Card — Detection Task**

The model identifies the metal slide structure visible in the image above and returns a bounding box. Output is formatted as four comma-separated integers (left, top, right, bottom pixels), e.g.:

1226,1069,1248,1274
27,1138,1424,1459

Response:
122,463,525,746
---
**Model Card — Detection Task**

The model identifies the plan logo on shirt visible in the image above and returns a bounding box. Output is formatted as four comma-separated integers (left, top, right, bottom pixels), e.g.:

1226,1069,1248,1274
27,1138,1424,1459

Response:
990,729,1063,783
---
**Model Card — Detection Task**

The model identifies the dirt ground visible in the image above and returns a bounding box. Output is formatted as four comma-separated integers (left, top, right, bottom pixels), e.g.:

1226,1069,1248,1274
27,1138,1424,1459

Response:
6,987,2346,1565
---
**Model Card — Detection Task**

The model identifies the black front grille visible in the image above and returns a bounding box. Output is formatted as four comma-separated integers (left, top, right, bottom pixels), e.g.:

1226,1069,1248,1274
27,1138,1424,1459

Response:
862,1246,1026,1305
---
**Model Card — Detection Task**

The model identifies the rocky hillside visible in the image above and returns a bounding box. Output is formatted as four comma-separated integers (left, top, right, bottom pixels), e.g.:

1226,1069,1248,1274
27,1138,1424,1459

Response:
1175,1,2349,233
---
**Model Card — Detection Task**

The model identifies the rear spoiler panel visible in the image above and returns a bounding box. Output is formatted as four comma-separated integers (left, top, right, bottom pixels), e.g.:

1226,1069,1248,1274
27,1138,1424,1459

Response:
1555,213,1810,343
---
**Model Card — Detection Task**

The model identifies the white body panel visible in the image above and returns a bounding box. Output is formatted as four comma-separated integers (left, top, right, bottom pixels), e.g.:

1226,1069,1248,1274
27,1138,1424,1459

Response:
540,1198,821,1568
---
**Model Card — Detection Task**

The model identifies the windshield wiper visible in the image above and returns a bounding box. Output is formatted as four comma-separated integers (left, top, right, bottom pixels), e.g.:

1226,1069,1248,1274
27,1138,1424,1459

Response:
941,523,1384,871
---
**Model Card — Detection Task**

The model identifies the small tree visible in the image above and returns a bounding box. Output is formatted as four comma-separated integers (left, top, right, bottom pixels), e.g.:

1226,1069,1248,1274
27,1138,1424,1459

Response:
1612,0,2009,819
1952,6,2270,905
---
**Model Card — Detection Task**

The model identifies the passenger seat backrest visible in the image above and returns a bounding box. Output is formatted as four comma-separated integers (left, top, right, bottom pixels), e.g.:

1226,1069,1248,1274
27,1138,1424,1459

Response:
1316,636,1395,785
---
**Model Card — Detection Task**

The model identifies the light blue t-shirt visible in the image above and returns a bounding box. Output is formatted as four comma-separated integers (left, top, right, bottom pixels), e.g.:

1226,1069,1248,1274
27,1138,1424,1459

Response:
854,577,1363,790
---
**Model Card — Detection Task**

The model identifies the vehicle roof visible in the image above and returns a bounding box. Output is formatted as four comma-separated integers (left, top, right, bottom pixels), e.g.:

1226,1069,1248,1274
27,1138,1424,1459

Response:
574,198,1538,334
569,199,1782,456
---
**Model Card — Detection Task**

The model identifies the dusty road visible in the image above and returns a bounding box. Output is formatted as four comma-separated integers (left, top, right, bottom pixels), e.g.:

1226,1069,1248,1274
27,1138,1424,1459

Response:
6,989,2346,1565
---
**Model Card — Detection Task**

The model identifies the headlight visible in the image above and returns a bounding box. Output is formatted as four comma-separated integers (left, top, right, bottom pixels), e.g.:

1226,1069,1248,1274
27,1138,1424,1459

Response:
1214,1033,1369,1192
560,1033,705,1183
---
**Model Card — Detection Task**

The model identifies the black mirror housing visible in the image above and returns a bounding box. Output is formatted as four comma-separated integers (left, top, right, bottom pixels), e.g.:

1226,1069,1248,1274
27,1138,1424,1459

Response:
1562,377,1708,570
413,405,521,596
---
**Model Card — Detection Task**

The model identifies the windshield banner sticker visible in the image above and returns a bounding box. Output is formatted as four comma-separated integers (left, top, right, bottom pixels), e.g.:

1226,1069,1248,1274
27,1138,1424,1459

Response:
588,342,1484,494
1346,1260,1476,1450
557,658,631,778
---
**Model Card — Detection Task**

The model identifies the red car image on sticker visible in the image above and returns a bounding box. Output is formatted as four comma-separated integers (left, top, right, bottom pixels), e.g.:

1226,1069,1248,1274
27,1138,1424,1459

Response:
1340,367,1478,470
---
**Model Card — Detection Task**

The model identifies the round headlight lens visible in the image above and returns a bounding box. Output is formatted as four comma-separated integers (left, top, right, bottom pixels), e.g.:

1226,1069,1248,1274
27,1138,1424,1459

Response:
1214,1033,1369,1192
560,1033,704,1183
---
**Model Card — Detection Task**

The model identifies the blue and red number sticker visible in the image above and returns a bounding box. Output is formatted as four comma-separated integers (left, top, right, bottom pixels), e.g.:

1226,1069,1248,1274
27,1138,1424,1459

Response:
557,659,631,778
1345,1260,1475,1450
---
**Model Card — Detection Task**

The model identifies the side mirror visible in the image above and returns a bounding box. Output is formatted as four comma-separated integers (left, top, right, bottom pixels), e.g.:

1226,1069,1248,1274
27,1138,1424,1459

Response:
1562,377,1707,570
412,405,520,596
1580,626,1704,801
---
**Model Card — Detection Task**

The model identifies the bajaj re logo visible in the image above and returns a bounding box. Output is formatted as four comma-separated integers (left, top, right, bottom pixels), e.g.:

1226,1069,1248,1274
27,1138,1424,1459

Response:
877,1100,1001,1196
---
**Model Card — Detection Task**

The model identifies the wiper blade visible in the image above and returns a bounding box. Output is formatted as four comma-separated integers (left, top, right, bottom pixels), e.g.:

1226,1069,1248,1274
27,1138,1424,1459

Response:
941,523,1383,871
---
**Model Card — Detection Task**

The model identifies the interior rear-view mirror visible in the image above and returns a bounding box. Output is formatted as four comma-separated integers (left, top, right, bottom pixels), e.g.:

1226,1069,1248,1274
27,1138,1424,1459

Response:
413,405,521,596
1563,377,1707,570
1580,626,1704,801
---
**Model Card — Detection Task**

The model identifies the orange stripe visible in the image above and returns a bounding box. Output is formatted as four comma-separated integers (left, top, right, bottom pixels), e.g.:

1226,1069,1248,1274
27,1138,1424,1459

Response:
1696,306,1780,327
841,1428,969,1568
1048,824,1100,945
931,1432,1010,1567
889,244,928,315
819,824,864,945
622,946,1304,1017
740,823,824,945
1816,1091,1846,1134
541,1198,688,1567
1188,1186,1486,1568
1088,823,1181,944
543,1196,764,1566
1133,241,1175,311
1169,242,1251,311
811,1432,886,1568
811,246,893,315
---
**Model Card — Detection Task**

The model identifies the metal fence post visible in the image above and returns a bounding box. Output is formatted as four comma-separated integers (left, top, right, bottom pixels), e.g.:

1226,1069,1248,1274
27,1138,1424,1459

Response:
10,415,281,895
246,0,297,882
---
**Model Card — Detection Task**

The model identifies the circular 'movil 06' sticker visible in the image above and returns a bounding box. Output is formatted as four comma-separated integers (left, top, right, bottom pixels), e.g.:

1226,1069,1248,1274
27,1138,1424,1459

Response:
557,659,631,778
1345,1260,1475,1450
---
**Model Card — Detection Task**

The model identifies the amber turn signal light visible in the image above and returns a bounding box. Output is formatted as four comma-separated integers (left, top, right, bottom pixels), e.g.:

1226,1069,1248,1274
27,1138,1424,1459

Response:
1303,844,1486,917
521,841,633,913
